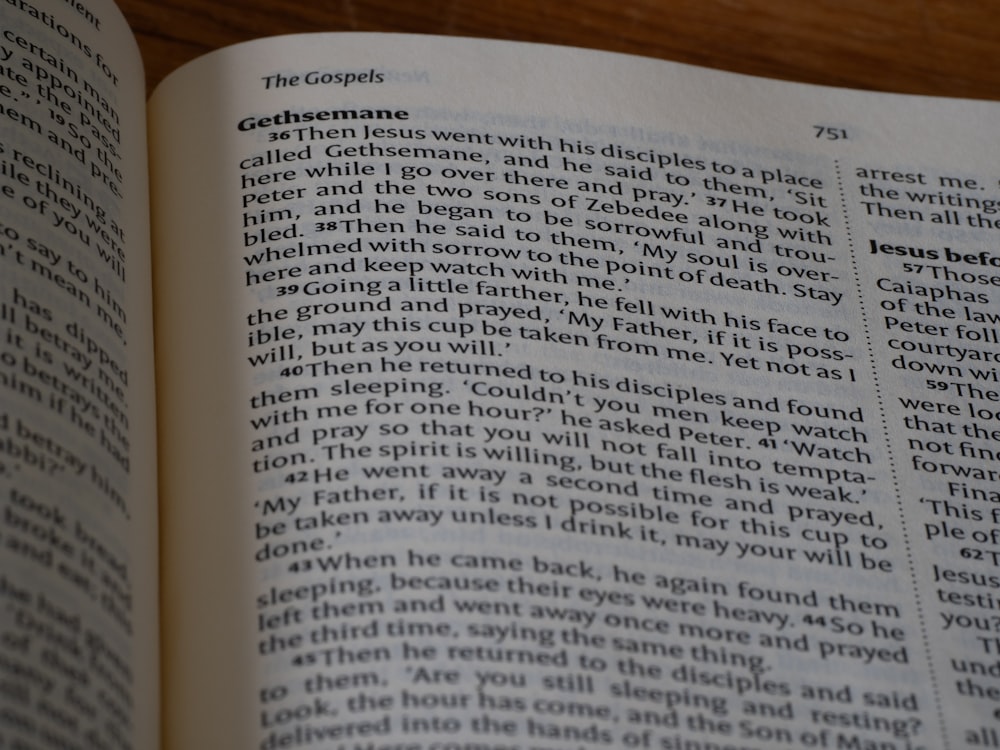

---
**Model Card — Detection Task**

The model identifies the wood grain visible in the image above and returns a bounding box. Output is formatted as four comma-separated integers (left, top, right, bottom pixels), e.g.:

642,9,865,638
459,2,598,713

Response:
115,0,1000,100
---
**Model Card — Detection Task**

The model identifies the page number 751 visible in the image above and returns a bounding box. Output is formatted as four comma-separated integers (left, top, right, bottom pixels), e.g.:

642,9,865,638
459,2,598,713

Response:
814,125,849,140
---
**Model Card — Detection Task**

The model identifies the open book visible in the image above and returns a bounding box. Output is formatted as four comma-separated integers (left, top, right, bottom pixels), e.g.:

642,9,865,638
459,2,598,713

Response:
3,0,1000,747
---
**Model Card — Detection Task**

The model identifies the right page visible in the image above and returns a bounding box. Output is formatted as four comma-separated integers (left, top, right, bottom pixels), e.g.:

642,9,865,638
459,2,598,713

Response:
149,33,1000,750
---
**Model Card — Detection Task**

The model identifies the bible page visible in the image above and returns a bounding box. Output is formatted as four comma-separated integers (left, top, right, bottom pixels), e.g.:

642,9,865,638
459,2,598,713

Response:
0,0,158,748
150,33,1000,750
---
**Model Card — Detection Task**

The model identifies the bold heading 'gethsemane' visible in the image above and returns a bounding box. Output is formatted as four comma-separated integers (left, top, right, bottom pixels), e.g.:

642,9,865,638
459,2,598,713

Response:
237,108,409,132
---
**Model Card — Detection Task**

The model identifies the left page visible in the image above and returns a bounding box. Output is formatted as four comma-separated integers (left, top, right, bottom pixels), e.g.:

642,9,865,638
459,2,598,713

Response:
0,1,158,749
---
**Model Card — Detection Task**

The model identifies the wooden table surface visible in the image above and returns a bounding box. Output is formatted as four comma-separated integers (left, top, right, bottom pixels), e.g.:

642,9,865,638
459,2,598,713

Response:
117,0,1000,101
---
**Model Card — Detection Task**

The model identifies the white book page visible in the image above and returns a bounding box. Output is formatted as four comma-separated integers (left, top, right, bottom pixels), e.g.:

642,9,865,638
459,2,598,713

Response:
150,33,1000,750
0,0,158,748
